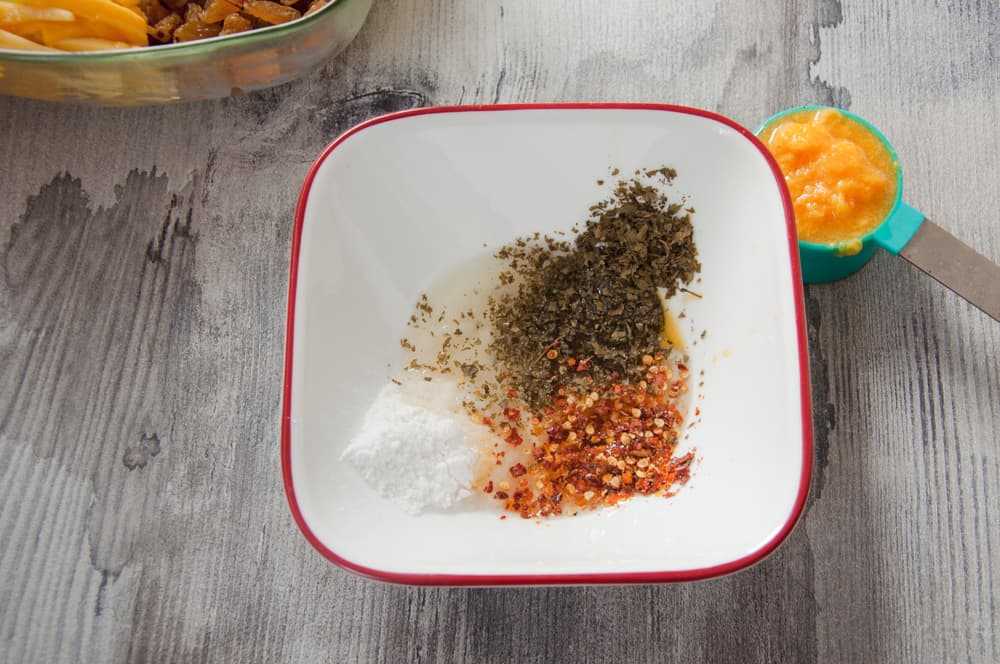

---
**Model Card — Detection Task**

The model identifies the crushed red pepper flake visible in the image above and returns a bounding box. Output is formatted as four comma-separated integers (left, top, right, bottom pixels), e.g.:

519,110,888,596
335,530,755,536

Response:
485,352,694,519
505,429,523,446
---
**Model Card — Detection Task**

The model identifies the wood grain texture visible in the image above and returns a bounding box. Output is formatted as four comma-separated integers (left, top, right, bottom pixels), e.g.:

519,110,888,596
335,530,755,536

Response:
1,1,998,662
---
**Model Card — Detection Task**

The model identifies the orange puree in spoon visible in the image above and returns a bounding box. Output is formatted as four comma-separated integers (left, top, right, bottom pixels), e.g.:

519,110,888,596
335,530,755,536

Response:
762,108,898,250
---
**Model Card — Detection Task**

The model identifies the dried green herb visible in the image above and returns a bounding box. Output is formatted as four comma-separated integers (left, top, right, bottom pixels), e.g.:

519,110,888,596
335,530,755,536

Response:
489,169,700,408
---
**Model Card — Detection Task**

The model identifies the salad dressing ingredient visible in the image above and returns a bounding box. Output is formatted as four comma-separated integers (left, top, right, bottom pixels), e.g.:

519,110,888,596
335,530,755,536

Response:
341,382,481,515
497,352,694,519
762,108,898,250
489,170,700,409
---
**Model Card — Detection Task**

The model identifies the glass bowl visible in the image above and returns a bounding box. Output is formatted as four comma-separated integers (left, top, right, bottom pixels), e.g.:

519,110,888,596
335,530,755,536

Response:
0,0,373,105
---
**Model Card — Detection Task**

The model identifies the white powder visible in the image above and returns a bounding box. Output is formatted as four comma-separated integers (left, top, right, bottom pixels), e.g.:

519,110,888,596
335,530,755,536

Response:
342,381,479,514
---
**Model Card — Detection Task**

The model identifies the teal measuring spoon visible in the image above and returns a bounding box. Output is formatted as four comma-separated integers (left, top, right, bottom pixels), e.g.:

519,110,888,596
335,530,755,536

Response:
756,106,1000,321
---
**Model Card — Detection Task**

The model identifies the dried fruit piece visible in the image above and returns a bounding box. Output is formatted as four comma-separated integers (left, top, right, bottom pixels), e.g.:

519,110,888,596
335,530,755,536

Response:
183,2,204,21
173,16,221,42
138,0,170,24
304,0,328,14
243,0,300,24
202,0,241,23
149,11,182,42
219,11,252,35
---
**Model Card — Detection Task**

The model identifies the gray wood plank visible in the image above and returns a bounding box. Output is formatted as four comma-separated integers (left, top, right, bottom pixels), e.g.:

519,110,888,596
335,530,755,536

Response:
1,1,997,662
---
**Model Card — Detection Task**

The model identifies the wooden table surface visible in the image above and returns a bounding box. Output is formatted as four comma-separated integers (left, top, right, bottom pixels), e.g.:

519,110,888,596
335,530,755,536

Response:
2,1,998,662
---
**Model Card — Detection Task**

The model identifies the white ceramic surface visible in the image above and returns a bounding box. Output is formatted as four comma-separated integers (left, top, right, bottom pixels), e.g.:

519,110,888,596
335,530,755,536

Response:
283,104,812,585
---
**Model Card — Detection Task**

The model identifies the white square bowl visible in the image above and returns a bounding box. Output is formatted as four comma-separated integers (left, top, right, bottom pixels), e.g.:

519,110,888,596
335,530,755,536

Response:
282,104,812,585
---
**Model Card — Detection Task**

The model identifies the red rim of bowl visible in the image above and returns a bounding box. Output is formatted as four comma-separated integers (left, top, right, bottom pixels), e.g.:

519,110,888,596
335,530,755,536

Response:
282,102,813,586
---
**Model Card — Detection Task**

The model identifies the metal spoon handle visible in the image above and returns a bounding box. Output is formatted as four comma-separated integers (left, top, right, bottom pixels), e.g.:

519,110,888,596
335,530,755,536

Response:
898,218,1000,321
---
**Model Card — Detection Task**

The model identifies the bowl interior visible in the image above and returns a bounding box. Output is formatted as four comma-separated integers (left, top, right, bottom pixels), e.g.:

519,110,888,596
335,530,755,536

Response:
286,105,811,583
